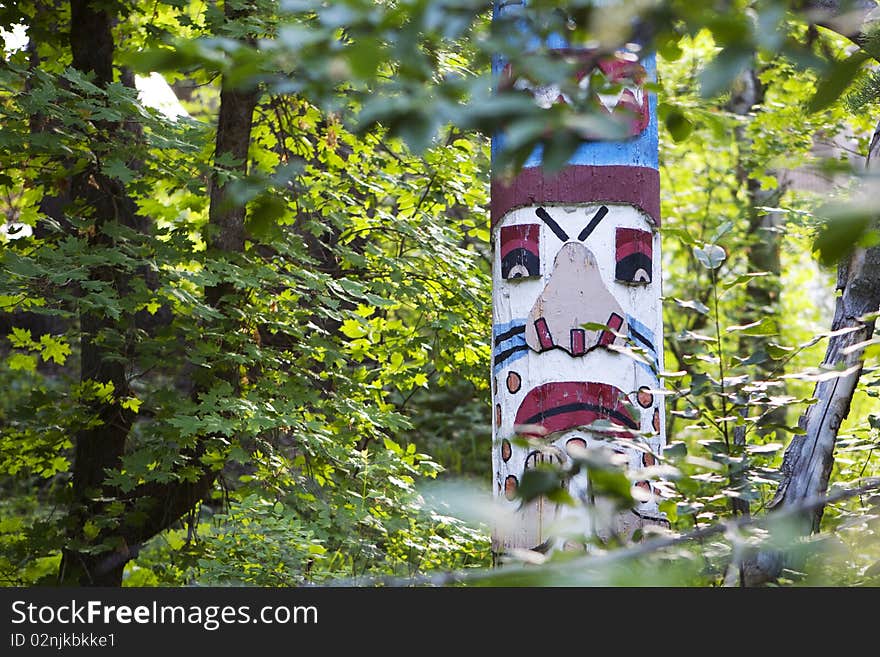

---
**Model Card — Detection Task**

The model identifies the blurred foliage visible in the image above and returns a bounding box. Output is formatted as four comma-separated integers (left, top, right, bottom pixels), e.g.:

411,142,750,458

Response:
0,0,879,587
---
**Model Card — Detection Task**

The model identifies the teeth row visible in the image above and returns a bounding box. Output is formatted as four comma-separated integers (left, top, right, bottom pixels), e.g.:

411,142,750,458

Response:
515,78,643,111
596,85,644,112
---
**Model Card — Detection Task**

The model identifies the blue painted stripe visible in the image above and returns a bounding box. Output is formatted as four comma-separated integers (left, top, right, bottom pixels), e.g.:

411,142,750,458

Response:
493,347,528,373
495,333,527,354
493,318,529,372
627,315,659,373
492,55,658,170
493,318,527,338
627,315,656,346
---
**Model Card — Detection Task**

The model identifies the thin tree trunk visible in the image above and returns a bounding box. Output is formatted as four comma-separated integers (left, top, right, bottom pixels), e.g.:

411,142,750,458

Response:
771,121,880,529
727,66,788,518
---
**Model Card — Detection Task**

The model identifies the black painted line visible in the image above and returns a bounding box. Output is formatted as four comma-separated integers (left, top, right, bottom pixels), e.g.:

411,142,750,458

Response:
494,324,526,345
493,344,529,366
577,205,608,242
535,207,569,242
629,327,656,353
521,402,638,429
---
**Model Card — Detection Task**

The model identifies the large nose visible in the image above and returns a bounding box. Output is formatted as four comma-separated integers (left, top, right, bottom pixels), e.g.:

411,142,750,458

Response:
524,242,626,357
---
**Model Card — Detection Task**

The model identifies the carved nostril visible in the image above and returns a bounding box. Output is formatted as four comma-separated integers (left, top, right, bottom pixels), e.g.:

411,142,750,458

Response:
534,318,554,349
570,329,585,356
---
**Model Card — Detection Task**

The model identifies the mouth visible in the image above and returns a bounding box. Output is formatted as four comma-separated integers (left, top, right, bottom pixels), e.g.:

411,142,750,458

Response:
514,381,637,439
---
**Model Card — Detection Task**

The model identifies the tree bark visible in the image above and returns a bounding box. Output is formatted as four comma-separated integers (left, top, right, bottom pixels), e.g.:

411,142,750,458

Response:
771,123,880,530
743,119,880,584
726,66,788,518
737,0,880,586
59,0,139,587
58,0,259,586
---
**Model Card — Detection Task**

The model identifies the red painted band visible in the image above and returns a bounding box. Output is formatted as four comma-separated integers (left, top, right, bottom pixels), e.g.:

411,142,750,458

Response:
615,241,651,260
491,165,660,230
499,236,539,259
514,381,636,439
615,229,653,260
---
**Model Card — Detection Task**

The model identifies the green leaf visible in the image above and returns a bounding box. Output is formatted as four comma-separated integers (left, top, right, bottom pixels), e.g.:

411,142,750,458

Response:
806,51,870,114
813,202,877,266
7,352,36,372
102,158,136,184
83,521,100,541
725,318,776,337
246,194,288,240
516,468,563,504
340,319,367,339
723,272,770,290
693,244,726,270
39,334,71,365
120,397,143,413
665,107,693,143
8,327,34,349
700,46,752,99
673,297,710,314
588,469,634,508
766,342,795,359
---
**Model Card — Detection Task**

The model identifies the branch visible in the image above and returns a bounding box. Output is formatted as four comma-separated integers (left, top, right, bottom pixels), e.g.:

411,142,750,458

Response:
319,477,880,587
799,0,880,58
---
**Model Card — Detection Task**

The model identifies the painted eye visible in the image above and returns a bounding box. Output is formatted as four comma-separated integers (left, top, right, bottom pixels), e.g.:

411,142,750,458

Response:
615,227,653,284
501,224,540,279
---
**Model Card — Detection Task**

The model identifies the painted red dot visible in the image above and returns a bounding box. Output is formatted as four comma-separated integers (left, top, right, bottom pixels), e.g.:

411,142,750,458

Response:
653,408,660,433
504,475,518,501
501,439,512,462
495,404,502,427
637,386,653,408
506,371,521,394
566,438,587,456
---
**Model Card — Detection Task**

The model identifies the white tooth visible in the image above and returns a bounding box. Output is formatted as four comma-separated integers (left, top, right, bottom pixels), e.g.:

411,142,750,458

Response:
629,85,644,106
597,89,625,112
533,84,560,109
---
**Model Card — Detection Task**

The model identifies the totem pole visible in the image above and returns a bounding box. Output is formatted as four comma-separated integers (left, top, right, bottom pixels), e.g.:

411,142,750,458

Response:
491,1,665,552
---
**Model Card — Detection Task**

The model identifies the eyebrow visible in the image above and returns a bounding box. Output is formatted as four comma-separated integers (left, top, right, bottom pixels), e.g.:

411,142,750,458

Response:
535,207,569,242
577,206,608,242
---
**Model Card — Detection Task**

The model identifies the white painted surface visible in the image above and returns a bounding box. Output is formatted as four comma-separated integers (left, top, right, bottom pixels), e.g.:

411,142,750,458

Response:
492,203,665,551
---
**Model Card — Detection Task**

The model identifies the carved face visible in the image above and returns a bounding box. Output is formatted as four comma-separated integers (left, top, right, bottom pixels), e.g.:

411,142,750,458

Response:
492,202,664,544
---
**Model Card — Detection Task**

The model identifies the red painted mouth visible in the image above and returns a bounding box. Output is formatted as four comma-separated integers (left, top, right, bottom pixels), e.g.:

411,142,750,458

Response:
514,382,637,439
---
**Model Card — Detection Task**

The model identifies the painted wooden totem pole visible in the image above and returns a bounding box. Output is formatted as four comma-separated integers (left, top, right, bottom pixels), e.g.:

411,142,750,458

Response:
491,1,665,552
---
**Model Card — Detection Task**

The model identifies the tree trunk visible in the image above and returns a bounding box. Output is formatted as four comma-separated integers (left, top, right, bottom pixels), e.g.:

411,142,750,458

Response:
58,0,259,585
59,0,139,587
771,121,880,529
739,0,880,586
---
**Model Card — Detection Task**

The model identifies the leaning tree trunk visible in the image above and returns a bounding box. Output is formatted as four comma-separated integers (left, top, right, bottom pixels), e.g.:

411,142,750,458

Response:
739,1,880,585
491,1,666,554
770,120,880,531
